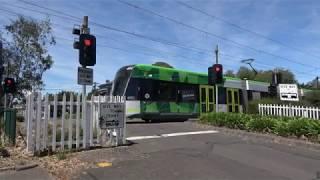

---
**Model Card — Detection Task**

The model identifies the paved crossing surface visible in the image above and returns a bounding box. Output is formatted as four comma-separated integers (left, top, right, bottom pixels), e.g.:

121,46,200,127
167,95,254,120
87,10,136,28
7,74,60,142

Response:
77,120,320,180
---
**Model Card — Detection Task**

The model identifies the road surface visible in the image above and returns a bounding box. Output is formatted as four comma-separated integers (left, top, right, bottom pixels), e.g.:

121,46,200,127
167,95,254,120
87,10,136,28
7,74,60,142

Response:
76,119,320,180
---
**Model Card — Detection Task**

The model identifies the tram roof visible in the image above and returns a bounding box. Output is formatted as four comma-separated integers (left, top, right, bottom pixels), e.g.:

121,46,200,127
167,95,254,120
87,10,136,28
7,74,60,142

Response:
131,64,269,87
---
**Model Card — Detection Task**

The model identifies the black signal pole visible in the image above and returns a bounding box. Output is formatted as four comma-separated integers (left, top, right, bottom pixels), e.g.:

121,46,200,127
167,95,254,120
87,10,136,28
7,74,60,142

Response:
215,45,219,112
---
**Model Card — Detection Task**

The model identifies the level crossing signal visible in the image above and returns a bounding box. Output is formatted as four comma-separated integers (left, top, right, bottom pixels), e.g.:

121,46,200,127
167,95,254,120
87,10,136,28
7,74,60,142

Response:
73,29,96,66
3,77,16,94
208,64,223,85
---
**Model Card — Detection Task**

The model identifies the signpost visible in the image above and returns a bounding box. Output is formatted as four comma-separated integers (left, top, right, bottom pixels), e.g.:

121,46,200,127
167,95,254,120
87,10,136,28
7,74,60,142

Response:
279,84,299,101
77,67,93,85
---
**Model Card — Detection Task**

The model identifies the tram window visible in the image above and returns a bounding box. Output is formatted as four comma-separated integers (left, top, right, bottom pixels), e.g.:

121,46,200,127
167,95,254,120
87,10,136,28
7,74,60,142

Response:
158,82,176,101
126,78,139,100
201,88,206,102
234,91,239,104
218,87,226,104
177,84,198,102
239,90,243,105
208,88,213,102
139,79,158,101
227,90,232,103
180,89,196,102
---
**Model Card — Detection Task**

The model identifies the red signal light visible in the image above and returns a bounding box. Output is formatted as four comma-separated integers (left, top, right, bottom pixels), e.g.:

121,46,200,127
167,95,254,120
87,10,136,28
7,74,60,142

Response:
84,39,92,46
6,79,12,84
215,67,221,72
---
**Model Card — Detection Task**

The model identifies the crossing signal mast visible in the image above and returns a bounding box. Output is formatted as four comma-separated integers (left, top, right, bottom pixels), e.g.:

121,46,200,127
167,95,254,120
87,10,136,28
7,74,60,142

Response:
73,21,96,66
72,16,96,149
208,46,224,112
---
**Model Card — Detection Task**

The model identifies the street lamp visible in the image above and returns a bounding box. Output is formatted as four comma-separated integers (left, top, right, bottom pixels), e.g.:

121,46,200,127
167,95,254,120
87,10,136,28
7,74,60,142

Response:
240,58,257,75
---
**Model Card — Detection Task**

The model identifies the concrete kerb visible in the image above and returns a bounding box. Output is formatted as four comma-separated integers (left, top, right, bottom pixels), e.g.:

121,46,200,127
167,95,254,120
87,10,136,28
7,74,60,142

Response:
0,163,38,173
196,122,320,151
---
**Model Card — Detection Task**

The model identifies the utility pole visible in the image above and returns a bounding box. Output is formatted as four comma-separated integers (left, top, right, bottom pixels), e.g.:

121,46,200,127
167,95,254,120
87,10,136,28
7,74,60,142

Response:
81,16,89,148
215,45,219,112
0,40,4,108
81,16,89,98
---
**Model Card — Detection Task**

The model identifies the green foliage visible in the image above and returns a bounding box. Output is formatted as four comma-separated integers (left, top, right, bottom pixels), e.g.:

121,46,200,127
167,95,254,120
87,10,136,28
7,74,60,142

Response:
2,16,55,92
200,112,320,142
287,118,320,138
224,70,236,77
246,117,277,133
248,98,281,114
56,150,68,160
237,66,256,80
152,61,173,68
304,91,320,107
235,66,296,83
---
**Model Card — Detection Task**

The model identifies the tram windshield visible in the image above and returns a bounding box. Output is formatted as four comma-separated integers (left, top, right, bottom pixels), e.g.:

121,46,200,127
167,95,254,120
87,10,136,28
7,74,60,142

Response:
111,65,133,96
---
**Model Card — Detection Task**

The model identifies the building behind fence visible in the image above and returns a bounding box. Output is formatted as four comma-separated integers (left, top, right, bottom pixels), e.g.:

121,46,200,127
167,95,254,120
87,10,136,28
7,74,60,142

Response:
25,92,126,154
259,104,320,120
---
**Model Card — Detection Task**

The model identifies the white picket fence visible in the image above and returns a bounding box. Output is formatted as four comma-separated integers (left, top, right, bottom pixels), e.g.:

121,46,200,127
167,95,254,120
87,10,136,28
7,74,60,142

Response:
259,104,320,120
25,92,126,154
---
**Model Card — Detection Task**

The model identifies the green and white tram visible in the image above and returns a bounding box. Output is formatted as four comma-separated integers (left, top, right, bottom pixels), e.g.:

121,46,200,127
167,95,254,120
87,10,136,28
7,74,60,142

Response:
111,64,270,121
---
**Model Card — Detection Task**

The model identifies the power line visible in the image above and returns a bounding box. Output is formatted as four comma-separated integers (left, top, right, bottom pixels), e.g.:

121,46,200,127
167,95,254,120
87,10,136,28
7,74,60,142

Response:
176,1,320,60
14,0,315,70
116,0,319,69
2,3,318,78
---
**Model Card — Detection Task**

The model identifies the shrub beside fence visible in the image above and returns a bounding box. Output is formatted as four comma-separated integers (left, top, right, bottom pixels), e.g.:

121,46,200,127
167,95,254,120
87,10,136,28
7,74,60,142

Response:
200,112,320,142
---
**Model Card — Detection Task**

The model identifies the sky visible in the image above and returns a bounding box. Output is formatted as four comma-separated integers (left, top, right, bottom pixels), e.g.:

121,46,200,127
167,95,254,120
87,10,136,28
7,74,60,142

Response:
0,0,320,92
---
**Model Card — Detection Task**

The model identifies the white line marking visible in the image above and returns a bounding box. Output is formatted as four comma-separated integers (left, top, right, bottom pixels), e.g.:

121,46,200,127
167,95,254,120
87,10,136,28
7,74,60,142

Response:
126,130,218,141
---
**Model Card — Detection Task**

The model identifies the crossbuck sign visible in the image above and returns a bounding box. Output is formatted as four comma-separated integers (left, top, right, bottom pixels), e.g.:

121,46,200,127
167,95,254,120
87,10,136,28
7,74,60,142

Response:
99,103,125,129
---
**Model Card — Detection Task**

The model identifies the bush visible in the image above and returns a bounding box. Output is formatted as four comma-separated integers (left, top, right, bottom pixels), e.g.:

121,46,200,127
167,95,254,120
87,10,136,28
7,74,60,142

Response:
246,116,277,133
287,118,319,138
200,112,320,142
274,121,290,137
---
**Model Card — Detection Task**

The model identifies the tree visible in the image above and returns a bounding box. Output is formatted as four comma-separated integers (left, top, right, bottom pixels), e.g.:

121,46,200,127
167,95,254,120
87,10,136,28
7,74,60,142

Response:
254,68,296,83
152,61,174,68
304,77,319,89
224,70,236,77
3,16,55,94
236,66,255,80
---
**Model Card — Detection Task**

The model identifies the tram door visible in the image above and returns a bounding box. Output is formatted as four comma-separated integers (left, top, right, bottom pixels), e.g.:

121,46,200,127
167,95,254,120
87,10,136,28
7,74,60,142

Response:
227,88,240,113
199,85,215,114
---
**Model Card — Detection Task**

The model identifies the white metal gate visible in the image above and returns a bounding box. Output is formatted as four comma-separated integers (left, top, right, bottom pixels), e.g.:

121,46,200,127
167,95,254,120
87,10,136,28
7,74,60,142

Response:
25,92,126,154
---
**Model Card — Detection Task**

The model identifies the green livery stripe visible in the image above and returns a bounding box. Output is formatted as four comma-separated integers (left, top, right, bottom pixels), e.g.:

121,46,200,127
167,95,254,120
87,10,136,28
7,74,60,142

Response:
140,101,199,114
131,64,269,85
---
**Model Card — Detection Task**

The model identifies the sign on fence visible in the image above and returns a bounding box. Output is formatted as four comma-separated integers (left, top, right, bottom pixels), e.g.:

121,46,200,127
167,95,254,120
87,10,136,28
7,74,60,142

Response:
279,84,299,101
99,103,125,129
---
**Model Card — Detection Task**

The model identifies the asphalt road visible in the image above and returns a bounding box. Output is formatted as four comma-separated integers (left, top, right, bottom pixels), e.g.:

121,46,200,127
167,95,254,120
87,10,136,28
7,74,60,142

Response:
77,120,320,180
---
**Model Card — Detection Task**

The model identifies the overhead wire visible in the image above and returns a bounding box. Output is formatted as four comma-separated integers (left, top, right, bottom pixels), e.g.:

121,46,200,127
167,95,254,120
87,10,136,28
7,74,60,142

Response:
1,1,318,78
176,0,320,60
116,0,319,69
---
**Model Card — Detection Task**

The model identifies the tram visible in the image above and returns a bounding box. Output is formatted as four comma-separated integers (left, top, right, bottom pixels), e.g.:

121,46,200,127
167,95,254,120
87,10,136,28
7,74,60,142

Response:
111,64,270,121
